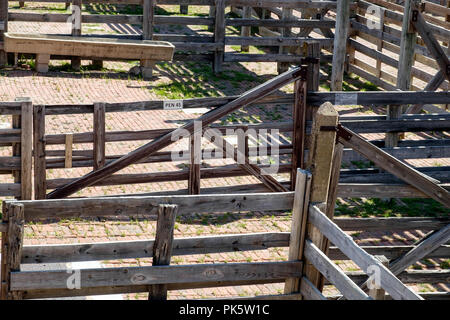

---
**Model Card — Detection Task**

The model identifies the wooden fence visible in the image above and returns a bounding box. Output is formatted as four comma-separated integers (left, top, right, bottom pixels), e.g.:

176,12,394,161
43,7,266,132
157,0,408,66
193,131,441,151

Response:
0,0,339,72
0,91,449,200
347,0,450,96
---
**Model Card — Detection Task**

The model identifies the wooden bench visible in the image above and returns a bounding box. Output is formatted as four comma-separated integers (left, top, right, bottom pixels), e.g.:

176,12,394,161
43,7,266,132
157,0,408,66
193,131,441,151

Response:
3,33,175,79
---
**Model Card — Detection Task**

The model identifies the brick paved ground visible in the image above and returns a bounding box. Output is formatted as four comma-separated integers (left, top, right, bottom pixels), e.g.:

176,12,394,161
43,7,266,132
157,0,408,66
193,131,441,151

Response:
0,4,449,299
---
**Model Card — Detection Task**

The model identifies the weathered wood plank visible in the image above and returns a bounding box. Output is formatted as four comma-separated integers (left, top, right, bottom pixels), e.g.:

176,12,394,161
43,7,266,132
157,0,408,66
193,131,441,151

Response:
284,169,311,294
149,204,178,300
93,103,106,170
308,205,423,300
20,101,33,200
337,125,450,207
304,240,370,300
10,261,303,290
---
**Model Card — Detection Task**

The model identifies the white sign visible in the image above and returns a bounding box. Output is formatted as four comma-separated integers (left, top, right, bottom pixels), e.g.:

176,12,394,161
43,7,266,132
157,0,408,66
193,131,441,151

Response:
164,100,183,110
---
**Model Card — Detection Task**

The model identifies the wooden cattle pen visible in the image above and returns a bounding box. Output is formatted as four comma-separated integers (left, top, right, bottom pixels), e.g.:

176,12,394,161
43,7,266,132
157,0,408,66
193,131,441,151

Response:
0,65,449,299
0,0,448,301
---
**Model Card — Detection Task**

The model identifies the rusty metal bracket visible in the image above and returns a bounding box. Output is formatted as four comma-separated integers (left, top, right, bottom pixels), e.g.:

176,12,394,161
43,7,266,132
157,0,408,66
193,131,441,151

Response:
336,124,353,141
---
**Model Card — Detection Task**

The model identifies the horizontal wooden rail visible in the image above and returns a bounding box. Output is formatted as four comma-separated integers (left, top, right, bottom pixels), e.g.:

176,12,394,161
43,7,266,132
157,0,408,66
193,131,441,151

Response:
10,261,303,291
7,192,295,220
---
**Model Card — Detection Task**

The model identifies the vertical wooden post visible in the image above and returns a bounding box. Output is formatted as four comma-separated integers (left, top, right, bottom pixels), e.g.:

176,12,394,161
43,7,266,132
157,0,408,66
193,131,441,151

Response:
180,4,188,15
303,102,339,289
284,169,312,295
33,105,46,200
0,0,8,67
188,134,201,194
318,141,344,291
330,0,351,91
277,8,293,74
71,0,82,71
395,0,419,142
213,0,225,73
241,6,252,52
385,104,402,147
20,100,33,200
306,42,320,121
368,255,389,300
93,102,106,170
375,8,385,78
1,203,25,300
65,134,73,169
290,67,308,190
11,111,21,196
143,0,154,40
149,204,178,300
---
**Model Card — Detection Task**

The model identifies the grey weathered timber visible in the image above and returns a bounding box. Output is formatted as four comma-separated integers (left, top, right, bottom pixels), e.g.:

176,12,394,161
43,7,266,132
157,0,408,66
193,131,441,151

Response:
10,192,295,220
337,126,450,208
2,204,25,299
10,261,303,290
303,102,338,288
308,205,423,300
93,103,106,170
390,224,450,275
406,71,446,114
240,6,252,52
143,0,154,40
284,169,311,294
410,5,450,83
188,134,201,195
290,74,307,189
46,67,305,199
304,240,371,300
20,101,33,200
213,0,225,73
330,0,351,91
299,276,327,300
368,256,389,300
21,232,290,264
71,0,82,70
149,204,178,300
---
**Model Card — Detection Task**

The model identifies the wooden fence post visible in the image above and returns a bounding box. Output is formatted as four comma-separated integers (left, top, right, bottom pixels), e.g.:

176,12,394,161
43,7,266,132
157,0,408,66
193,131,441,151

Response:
1,203,25,300
93,102,106,170
303,102,339,288
331,0,350,91
290,67,308,190
213,0,225,73
180,4,188,15
394,0,420,143
375,8,385,78
71,0,82,71
241,6,252,52
143,0,154,40
368,255,389,300
20,100,33,200
306,42,320,123
188,134,201,194
65,134,73,169
0,0,8,67
277,8,293,74
284,169,312,295
149,204,178,300
33,105,46,200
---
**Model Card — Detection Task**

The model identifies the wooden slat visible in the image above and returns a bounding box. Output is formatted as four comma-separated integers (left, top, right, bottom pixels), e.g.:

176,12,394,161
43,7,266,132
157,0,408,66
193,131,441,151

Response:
20,101,33,200
304,240,370,300
149,204,177,300
308,205,423,300
64,134,73,169
10,261,303,291
93,102,106,170
299,276,327,300
337,126,450,208
33,105,46,200
284,169,311,294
